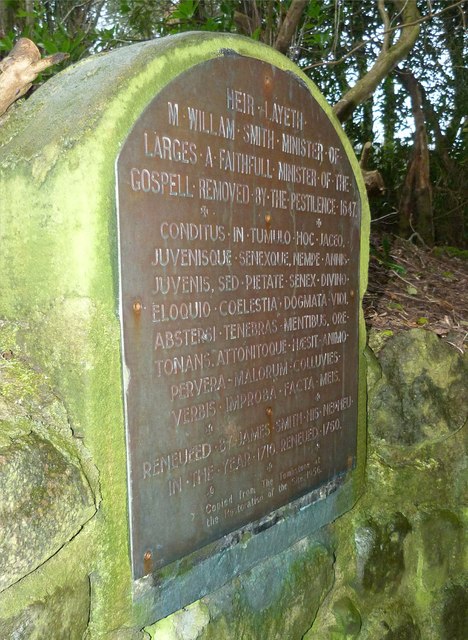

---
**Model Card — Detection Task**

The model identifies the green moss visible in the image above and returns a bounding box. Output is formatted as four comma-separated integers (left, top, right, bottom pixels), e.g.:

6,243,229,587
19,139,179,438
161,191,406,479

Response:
382,619,421,639
433,246,468,260
145,601,210,639
1,578,91,640
355,513,411,593
332,596,362,637
442,583,468,640
367,329,394,354
168,542,334,640
369,329,467,446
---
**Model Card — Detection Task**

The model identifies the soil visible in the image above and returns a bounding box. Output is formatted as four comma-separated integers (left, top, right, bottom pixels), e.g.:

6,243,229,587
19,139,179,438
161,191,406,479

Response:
364,235,468,353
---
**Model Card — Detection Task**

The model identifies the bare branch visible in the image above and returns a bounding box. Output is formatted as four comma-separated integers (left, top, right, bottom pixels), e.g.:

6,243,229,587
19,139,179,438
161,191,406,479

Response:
333,0,421,123
0,38,68,117
360,141,373,169
359,141,386,196
303,40,367,70
378,0,392,52
274,0,308,54
60,0,103,27
233,11,253,36
304,0,465,71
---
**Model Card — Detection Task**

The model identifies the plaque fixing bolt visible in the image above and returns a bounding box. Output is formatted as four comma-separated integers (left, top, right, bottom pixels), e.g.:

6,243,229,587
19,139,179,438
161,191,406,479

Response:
133,301,142,313
143,550,153,575
350,290,355,298
264,75,272,89
265,214,271,230
266,406,273,430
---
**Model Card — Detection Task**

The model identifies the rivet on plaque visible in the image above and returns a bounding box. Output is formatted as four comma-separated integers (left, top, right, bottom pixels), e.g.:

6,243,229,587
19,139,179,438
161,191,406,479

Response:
133,300,142,313
143,550,153,575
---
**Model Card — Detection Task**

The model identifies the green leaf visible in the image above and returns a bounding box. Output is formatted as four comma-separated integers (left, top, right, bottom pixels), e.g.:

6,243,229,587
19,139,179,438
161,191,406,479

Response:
307,2,322,20
172,0,198,20
388,302,404,311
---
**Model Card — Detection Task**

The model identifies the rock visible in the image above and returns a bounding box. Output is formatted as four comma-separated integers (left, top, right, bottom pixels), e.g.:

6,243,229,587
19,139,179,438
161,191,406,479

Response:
332,596,362,636
145,602,210,640
419,510,464,589
382,618,421,639
0,579,90,639
0,343,96,592
103,630,151,640
0,432,96,591
368,329,467,446
441,583,468,640
355,512,411,593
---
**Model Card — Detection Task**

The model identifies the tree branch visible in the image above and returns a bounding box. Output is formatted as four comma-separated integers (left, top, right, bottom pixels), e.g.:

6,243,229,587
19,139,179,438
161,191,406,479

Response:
0,38,68,117
359,141,385,197
333,0,421,123
274,0,308,54
303,0,465,71
378,0,391,52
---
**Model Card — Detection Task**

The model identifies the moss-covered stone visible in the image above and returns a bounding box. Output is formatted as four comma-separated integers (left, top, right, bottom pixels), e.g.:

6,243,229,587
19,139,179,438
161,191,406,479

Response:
355,512,411,593
441,582,468,640
101,629,150,640
0,432,95,591
369,329,467,446
382,617,421,640
419,510,464,588
306,330,467,640
0,329,96,592
0,578,90,639
146,601,210,640
364,346,382,398
331,596,362,637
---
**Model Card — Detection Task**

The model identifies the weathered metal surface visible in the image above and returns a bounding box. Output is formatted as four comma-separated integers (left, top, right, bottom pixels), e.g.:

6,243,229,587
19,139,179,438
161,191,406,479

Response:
116,56,361,579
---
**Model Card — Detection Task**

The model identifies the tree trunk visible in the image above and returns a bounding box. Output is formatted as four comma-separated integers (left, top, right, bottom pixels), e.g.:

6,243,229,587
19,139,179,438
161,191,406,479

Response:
398,69,434,245
382,75,397,148
0,0,16,39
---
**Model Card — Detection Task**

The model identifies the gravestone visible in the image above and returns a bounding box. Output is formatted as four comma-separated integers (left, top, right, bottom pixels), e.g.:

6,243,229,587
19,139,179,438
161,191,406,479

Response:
0,33,369,634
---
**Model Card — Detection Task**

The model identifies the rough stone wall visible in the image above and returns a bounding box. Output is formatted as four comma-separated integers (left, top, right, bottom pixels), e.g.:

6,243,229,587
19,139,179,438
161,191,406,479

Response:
146,329,467,640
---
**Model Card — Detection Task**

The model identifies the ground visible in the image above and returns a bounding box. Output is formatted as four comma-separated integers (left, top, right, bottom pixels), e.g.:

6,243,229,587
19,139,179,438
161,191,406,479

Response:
365,235,468,354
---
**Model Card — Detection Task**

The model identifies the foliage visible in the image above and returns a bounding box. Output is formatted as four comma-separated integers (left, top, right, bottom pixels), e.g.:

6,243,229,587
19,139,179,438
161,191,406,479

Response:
370,235,406,275
0,0,119,79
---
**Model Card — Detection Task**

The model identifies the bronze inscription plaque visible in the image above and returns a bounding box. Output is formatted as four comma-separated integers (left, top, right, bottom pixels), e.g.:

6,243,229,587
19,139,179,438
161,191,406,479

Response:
117,56,361,579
